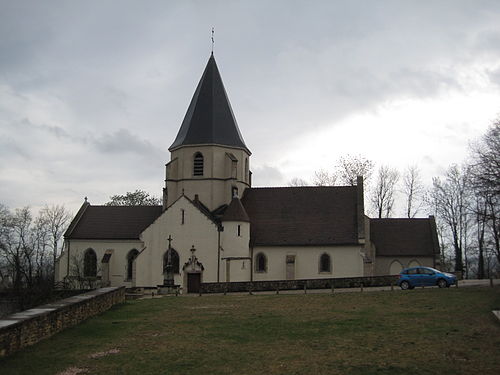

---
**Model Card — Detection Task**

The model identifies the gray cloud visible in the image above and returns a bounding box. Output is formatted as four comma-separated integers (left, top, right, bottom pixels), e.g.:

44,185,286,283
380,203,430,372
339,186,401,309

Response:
1,1,500,211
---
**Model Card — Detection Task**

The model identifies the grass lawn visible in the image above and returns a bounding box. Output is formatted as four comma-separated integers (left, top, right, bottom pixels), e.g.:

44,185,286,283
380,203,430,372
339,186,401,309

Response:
1,287,500,375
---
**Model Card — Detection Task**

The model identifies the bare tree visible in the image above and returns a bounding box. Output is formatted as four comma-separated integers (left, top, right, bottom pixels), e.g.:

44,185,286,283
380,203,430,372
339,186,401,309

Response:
473,194,488,278
402,165,425,218
106,189,161,206
68,253,100,290
371,166,399,218
470,119,500,198
336,155,374,186
430,165,471,274
40,205,71,279
469,119,500,269
288,177,309,187
312,170,337,186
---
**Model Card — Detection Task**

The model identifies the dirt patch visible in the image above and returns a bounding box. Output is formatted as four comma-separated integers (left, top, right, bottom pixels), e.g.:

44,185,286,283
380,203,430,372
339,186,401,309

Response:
89,348,120,359
56,367,88,375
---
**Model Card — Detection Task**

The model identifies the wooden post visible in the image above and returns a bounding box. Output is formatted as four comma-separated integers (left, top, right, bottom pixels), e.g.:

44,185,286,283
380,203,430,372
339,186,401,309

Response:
331,283,334,295
360,283,363,292
390,282,394,291
276,286,279,295
304,284,307,294
490,277,494,287
456,279,459,288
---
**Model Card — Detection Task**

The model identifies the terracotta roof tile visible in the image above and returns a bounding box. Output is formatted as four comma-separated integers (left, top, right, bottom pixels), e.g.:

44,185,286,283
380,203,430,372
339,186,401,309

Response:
222,197,250,222
370,218,440,257
66,205,163,240
241,186,359,246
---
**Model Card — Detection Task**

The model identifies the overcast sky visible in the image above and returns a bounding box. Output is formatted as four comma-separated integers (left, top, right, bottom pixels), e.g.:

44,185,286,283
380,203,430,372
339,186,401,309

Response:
1,0,500,216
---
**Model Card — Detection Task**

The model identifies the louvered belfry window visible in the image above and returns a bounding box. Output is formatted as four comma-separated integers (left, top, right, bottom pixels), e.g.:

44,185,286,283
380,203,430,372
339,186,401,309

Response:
193,152,204,176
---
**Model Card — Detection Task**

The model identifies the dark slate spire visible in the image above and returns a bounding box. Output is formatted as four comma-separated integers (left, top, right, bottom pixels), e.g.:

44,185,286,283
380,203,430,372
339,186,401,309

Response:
169,54,250,153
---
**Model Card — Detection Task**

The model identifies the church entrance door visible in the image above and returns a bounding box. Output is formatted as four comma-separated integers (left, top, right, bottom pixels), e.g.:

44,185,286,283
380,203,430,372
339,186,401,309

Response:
187,273,201,293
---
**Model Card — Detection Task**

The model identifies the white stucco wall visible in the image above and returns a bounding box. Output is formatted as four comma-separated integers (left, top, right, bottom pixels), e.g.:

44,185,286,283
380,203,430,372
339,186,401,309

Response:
57,239,143,287
375,256,435,275
137,196,221,290
220,221,251,282
252,245,364,281
166,145,250,211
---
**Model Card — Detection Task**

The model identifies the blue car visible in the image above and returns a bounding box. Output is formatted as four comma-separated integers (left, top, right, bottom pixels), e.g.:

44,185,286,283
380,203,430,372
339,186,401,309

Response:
397,266,457,290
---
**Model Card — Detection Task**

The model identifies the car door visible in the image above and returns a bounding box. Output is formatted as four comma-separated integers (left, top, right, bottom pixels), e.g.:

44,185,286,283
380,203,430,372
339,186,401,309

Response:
419,268,434,286
407,268,420,286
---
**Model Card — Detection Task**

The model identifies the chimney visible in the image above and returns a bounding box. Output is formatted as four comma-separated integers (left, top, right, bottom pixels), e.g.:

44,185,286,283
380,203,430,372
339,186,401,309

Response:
356,176,365,242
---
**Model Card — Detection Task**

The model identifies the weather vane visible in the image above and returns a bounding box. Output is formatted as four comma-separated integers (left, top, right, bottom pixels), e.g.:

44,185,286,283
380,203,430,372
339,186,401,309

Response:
211,27,214,54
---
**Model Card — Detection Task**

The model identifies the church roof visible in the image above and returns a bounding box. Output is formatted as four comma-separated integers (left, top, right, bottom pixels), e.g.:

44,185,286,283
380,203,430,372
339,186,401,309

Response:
169,54,250,153
65,205,163,240
370,218,440,257
222,196,250,222
241,186,359,246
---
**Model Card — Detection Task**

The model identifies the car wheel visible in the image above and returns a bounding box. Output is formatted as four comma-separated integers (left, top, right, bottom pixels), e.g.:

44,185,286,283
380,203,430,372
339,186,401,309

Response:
437,279,447,288
400,281,410,290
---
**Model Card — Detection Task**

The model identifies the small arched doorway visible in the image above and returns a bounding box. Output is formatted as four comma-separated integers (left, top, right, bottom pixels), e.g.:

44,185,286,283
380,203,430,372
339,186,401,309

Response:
182,246,204,293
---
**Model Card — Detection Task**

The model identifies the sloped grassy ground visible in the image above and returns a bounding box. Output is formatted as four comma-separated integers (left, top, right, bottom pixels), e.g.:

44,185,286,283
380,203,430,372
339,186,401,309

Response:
1,287,499,375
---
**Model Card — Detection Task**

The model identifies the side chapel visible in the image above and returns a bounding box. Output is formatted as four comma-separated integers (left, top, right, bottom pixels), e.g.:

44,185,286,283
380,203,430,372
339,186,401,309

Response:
56,54,440,293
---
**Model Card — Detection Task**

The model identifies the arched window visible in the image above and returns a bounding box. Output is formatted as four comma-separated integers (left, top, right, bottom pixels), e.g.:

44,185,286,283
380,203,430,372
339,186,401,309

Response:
126,249,139,280
83,248,97,277
164,249,180,274
408,259,421,268
193,152,204,176
389,260,404,275
319,253,331,273
255,253,267,273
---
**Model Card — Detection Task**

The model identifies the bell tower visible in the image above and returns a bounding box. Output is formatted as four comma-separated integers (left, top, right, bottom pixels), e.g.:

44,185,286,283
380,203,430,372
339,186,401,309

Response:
164,54,251,211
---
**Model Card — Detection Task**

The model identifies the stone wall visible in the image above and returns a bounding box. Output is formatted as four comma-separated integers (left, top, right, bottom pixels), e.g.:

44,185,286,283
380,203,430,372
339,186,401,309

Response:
0,287,125,358
0,289,89,319
200,275,398,293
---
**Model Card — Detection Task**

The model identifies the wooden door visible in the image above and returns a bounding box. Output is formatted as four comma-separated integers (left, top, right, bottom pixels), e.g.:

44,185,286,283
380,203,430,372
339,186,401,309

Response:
187,273,201,293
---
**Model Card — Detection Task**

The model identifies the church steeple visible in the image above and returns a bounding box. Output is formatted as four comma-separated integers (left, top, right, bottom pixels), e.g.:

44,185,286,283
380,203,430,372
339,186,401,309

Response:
169,54,250,154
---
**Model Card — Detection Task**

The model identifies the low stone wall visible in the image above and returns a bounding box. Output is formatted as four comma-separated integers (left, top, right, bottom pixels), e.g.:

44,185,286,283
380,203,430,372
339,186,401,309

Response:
0,287,125,357
200,275,398,293
0,289,90,319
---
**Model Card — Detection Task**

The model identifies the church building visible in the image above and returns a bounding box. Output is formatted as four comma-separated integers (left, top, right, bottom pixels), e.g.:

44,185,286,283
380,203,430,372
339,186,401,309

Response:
56,54,440,293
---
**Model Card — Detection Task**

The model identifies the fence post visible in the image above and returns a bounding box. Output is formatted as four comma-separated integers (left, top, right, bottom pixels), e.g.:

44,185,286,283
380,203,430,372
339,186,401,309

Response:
490,277,494,288
360,283,363,292
276,286,279,295
390,282,394,291
331,282,334,295
304,284,307,294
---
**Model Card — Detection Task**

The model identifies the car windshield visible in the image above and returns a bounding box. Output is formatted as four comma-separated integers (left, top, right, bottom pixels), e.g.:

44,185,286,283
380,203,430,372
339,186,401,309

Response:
425,267,441,273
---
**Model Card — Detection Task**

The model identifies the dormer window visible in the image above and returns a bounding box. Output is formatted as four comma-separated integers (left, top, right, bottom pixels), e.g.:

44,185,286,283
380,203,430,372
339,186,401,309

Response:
193,152,204,176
